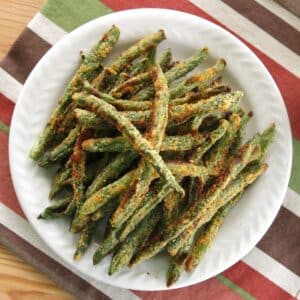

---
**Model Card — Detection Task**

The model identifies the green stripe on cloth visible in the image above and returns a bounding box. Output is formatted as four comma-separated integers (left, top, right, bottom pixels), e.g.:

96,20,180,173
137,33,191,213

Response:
290,138,300,194
41,0,112,32
0,121,9,134
216,275,256,300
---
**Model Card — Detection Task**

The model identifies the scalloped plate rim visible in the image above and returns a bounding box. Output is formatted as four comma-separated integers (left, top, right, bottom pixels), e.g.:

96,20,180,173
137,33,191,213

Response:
9,8,292,291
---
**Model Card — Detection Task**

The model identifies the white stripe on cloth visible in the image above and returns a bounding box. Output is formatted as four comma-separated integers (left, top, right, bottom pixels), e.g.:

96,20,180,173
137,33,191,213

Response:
255,0,300,30
283,188,300,217
0,68,23,103
0,203,139,300
189,0,300,77
243,247,300,297
28,12,67,45
0,13,66,104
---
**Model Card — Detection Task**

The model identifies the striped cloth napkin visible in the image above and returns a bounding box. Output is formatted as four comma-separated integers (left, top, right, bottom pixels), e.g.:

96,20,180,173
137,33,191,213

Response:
0,1,299,299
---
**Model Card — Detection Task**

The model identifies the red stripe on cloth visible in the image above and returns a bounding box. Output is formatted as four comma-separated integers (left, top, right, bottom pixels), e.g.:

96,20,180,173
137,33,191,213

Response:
133,277,242,300
101,0,300,140
0,93,15,125
223,261,294,299
0,131,25,218
0,93,24,217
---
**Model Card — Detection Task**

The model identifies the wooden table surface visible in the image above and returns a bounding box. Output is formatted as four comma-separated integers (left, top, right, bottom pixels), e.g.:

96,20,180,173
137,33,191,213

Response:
0,1,73,299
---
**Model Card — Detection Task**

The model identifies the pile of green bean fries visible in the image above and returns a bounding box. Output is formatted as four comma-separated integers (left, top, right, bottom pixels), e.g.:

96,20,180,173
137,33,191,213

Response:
31,25,276,286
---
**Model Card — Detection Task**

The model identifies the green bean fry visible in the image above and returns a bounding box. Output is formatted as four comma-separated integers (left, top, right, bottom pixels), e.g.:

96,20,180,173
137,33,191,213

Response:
32,26,276,286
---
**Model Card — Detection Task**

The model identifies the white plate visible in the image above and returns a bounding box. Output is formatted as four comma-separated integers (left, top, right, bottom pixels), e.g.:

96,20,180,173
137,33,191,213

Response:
9,9,292,290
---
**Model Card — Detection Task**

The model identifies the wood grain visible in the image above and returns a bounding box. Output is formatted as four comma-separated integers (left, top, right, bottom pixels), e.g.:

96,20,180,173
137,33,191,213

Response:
0,2,73,298
0,245,74,300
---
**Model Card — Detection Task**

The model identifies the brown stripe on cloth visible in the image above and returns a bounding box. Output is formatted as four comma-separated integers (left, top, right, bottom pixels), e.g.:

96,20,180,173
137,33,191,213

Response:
257,207,300,275
0,28,51,84
222,0,300,55
0,223,110,300
275,0,300,17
